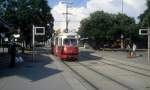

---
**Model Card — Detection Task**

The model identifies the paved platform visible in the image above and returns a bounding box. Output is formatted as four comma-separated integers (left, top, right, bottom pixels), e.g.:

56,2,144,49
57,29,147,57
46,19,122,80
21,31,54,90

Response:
0,47,97,90
0,52,87,90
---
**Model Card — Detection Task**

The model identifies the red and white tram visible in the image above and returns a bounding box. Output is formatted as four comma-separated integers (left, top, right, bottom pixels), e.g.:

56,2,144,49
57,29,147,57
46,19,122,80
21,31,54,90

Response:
51,32,79,60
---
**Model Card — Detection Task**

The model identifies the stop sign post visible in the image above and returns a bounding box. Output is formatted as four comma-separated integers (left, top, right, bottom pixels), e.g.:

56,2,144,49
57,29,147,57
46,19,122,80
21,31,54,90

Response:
139,28,150,63
32,25,45,60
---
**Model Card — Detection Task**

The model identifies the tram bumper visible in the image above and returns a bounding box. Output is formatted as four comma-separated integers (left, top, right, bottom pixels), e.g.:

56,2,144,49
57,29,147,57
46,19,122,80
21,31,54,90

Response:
61,54,78,60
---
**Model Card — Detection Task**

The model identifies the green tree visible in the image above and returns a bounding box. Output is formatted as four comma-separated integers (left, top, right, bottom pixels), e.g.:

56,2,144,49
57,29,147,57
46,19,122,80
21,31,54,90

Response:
111,13,137,41
139,0,149,27
78,11,137,49
139,0,150,28
0,0,54,47
78,11,114,48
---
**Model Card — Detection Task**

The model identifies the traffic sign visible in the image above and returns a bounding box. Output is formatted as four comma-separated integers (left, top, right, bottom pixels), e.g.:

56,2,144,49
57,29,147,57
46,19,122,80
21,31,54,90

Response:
32,25,45,61
139,29,148,35
34,27,45,35
139,28,150,63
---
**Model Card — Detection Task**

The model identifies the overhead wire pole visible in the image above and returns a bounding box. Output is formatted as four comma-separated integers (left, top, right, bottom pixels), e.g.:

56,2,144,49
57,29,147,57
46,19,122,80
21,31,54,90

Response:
120,0,124,49
122,0,124,13
147,28,149,63
62,2,72,33
148,27,150,62
32,25,35,60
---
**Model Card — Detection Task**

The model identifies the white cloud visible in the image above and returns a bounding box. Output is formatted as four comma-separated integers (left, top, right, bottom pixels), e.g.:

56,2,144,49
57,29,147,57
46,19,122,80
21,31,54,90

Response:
51,0,147,31
51,2,66,30
123,0,147,17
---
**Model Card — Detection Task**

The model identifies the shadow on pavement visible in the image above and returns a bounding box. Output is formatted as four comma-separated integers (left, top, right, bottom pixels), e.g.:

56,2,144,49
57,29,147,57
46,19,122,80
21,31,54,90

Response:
0,53,11,69
78,50,102,62
0,53,62,82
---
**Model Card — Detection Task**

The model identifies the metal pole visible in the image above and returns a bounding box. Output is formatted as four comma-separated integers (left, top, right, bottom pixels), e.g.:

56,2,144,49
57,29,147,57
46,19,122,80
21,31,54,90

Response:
33,25,35,47
102,47,104,59
121,39,123,49
32,25,35,60
148,28,150,63
102,43,104,59
66,4,68,33
122,0,124,13
62,2,72,33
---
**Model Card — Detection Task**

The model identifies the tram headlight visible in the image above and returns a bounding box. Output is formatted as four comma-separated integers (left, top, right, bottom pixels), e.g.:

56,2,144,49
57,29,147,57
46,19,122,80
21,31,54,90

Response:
64,46,67,52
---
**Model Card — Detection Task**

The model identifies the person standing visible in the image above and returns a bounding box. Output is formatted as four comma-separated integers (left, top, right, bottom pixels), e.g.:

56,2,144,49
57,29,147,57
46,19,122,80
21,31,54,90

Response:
131,43,136,57
126,44,131,57
9,43,17,68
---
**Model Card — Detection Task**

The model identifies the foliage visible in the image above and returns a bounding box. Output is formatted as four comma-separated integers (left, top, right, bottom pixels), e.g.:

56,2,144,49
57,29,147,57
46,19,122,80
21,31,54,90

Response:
139,0,150,28
138,0,150,48
78,11,138,48
0,0,54,46
79,11,113,44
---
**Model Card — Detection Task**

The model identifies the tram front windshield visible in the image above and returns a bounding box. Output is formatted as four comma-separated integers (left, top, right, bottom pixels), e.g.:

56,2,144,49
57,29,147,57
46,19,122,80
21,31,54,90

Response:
63,38,77,46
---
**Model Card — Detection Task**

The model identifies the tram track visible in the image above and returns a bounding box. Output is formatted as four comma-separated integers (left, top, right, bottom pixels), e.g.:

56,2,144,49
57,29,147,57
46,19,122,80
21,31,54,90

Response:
63,61,133,90
99,60,150,77
102,58,150,72
63,61,100,90
78,53,150,90
80,54,150,78
77,62,133,90
81,49,150,72
91,52,150,72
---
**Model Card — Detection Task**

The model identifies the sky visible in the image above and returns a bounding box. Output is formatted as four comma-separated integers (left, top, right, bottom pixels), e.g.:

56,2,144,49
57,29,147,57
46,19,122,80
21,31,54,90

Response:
48,0,147,32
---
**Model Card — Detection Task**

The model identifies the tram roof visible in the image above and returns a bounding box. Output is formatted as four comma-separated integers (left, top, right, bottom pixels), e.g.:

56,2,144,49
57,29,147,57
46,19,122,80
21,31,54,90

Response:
55,32,78,39
58,32,77,36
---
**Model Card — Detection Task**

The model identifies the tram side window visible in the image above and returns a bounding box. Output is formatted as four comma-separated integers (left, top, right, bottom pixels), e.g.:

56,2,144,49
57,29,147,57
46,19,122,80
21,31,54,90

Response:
55,38,58,45
60,38,62,46
58,38,62,46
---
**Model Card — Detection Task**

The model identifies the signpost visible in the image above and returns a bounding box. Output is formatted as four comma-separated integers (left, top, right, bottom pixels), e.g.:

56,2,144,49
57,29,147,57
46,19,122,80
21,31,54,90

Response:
121,34,124,49
0,33,5,53
139,28,150,63
32,25,45,60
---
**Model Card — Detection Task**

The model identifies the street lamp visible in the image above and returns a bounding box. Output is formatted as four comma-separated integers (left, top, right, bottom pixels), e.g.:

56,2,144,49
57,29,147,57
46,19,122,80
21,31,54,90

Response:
13,34,20,38
13,34,20,42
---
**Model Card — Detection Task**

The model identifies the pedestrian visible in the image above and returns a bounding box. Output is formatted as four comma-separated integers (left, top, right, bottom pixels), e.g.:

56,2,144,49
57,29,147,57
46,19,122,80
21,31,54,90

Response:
9,42,17,68
131,43,136,57
126,44,131,58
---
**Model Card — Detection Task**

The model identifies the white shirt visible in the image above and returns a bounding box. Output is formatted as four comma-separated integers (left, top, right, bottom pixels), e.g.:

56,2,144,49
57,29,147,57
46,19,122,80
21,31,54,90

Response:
133,44,136,51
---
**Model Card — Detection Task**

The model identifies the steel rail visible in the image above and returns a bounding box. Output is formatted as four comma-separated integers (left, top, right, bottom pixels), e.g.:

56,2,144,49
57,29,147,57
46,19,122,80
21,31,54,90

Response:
63,61,100,90
80,54,150,78
77,62,133,90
